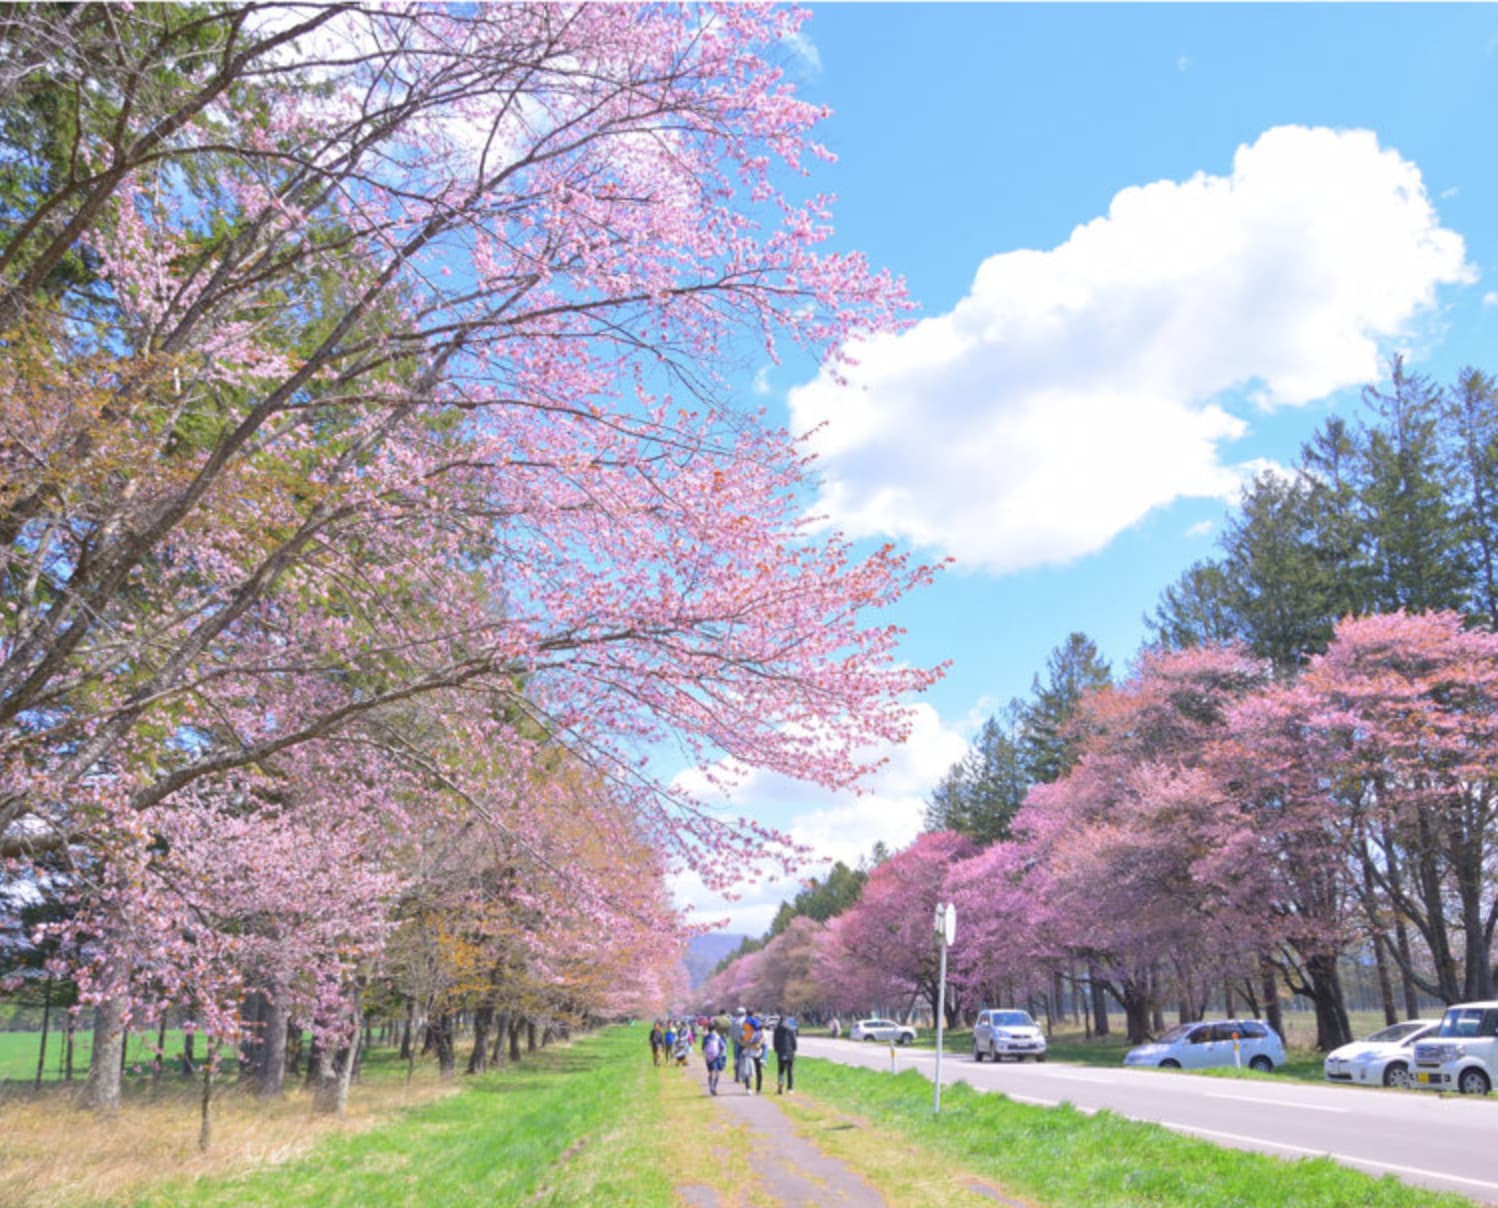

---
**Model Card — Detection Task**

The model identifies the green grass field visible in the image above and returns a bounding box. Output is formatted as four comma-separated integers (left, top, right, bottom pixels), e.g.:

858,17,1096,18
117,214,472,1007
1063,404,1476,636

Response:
0,1028,227,1085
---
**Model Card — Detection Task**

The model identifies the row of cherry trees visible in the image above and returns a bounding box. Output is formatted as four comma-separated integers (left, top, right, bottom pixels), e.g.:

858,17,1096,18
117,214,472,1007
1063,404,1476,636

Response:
703,612,1498,1051
0,2,939,1121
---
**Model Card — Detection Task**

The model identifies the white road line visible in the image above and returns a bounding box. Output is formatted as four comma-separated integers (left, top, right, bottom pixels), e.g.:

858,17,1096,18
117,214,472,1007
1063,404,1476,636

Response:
1162,1122,1498,1196
1161,1121,1323,1156
1205,1091,1348,1113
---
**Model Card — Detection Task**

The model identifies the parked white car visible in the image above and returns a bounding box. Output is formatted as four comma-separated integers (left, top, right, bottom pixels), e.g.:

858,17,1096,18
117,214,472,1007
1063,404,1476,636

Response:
972,1008,1047,1062
1411,1001,1498,1095
1323,1020,1439,1088
1123,1019,1284,1072
850,1017,916,1045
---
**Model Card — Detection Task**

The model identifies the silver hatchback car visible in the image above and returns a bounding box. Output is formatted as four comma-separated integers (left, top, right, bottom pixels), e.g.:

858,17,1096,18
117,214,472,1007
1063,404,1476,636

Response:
1124,1019,1285,1072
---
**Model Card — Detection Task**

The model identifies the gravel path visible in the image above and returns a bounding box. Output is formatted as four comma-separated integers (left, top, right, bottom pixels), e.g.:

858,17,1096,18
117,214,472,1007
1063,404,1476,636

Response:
684,1063,888,1207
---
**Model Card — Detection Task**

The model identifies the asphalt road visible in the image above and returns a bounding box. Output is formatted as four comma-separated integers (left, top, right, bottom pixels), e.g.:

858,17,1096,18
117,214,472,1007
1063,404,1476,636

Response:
800,1036,1498,1203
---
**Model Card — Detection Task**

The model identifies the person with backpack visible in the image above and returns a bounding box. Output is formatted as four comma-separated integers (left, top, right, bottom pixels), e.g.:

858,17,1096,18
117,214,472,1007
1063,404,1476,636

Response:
702,1024,726,1095
649,1020,664,1067
731,1007,754,1093
743,1010,766,1094
774,1014,798,1093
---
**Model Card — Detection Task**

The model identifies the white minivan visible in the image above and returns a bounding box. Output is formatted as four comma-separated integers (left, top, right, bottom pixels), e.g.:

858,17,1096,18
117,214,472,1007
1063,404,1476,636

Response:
1123,1019,1285,1072
1410,1001,1498,1095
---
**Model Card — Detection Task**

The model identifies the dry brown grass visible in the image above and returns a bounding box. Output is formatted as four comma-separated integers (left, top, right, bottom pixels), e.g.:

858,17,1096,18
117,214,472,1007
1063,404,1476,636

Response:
0,1065,459,1208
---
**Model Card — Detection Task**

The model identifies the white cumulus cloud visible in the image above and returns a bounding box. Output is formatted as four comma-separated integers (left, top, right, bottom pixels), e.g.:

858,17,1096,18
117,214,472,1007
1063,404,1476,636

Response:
671,701,968,934
790,125,1473,574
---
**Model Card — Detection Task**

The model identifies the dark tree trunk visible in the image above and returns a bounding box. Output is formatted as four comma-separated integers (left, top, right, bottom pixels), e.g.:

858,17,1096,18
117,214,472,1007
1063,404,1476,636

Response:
305,1035,323,1087
399,999,413,1061
492,1012,507,1064
1259,962,1283,1040
1373,934,1398,1025
1088,965,1109,1037
508,1016,522,1063
1303,952,1353,1051
526,1019,537,1053
1113,979,1152,1045
468,1006,493,1074
286,1025,303,1077
84,995,127,1113
238,990,268,1086
432,1012,456,1077
64,1014,76,1082
258,992,289,1098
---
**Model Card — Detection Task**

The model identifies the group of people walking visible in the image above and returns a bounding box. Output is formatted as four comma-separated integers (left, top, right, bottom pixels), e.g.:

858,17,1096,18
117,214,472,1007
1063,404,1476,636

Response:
649,1008,798,1097
648,1018,695,1067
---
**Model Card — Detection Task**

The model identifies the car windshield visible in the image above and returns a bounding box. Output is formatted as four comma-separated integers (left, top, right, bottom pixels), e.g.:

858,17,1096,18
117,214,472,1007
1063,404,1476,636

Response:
1366,1022,1425,1044
1440,1008,1486,1038
1153,1024,1195,1044
992,1011,1034,1027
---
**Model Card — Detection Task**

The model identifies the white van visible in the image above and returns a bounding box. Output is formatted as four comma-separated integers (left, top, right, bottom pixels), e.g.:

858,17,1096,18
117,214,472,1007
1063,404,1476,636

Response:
1410,1001,1498,1095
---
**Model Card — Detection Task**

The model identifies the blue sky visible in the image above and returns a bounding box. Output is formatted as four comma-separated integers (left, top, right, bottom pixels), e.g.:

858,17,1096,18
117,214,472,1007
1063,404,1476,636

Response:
675,4,1498,936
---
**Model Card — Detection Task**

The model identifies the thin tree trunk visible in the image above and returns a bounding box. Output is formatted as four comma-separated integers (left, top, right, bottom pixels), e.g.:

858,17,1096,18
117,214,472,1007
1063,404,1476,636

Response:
1088,964,1110,1037
1373,934,1398,1025
198,1041,219,1153
399,999,413,1061
152,1014,168,1088
34,976,52,1092
508,1016,521,1063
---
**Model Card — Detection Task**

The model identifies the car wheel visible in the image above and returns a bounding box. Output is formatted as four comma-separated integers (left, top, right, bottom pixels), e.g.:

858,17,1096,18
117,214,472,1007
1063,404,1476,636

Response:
862,1034,874,1043
1037,1055,1047,1063
1383,1062,1411,1089
1160,1059,1181,1069
1458,1067,1491,1096
897,1034,912,1046
1249,1055,1273,1073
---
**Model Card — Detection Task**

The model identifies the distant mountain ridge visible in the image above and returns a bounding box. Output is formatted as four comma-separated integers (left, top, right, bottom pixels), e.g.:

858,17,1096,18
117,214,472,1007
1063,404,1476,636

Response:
683,932,747,989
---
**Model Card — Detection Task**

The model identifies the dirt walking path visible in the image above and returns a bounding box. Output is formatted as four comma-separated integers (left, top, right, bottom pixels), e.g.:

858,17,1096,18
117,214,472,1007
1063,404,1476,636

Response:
674,1061,887,1208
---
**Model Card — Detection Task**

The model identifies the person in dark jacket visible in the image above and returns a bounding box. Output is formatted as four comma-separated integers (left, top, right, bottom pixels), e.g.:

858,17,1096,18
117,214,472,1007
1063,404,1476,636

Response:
773,1014,798,1093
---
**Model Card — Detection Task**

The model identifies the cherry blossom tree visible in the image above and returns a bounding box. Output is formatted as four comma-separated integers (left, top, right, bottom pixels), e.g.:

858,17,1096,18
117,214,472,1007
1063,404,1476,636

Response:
821,831,974,1025
0,4,940,1112
1293,612,1498,1005
992,646,1270,1043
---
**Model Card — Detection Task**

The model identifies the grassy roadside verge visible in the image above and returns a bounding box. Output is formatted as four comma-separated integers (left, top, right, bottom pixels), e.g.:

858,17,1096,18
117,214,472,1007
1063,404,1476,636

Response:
131,1028,677,1207
788,1058,1468,1206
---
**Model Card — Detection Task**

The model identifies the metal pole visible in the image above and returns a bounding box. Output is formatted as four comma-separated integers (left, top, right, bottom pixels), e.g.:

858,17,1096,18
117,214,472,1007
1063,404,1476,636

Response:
934,929,947,1113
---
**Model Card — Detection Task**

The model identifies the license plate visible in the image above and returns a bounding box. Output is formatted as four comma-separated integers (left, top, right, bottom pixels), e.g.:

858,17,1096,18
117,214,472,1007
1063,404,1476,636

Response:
1416,1072,1432,1084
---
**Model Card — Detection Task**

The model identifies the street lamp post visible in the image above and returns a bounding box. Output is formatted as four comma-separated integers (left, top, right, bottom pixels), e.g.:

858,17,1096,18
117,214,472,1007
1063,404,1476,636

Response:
933,902,955,1113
